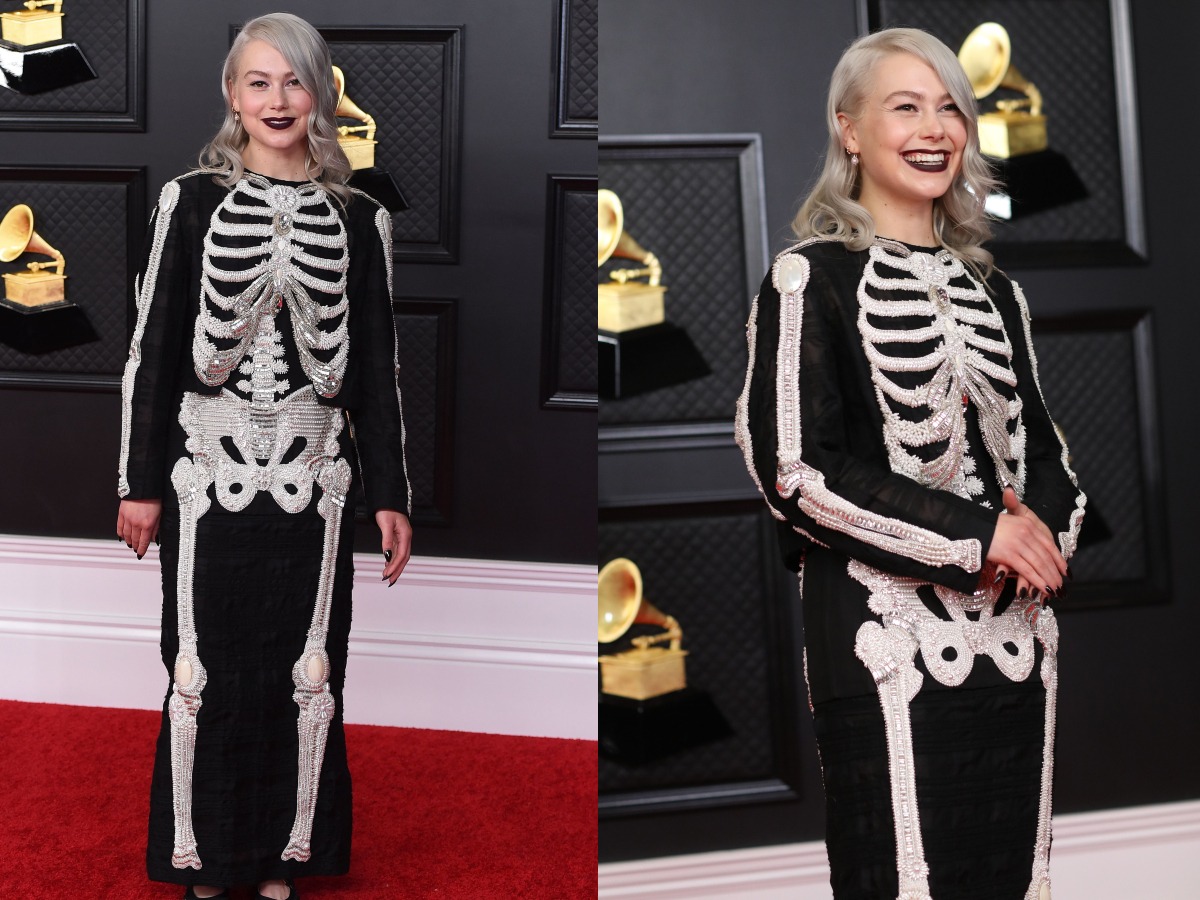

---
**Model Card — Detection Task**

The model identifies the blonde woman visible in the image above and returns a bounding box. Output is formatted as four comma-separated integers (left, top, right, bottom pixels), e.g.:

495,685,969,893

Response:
116,13,411,899
736,27,1085,900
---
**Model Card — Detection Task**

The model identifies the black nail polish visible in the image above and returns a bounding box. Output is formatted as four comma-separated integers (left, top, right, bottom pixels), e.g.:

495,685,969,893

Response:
384,549,393,563
1044,585,1053,597
1018,587,1027,599
993,572,1005,584
137,553,144,560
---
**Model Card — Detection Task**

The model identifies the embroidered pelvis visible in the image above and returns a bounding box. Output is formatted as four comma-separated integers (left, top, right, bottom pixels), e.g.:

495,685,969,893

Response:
168,386,349,868
849,560,1059,900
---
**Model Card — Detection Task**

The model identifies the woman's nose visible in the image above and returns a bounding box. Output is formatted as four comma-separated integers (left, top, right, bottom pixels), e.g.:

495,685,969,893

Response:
920,107,945,140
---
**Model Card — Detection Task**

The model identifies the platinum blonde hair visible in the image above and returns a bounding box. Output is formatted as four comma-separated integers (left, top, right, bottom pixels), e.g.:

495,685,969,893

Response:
198,12,352,204
794,27,999,277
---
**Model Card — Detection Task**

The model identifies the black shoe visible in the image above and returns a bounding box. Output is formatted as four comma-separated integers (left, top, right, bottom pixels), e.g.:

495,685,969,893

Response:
257,880,297,900
183,889,229,900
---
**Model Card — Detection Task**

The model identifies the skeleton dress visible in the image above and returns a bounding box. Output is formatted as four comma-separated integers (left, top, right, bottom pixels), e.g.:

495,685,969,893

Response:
118,171,409,886
736,238,1085,900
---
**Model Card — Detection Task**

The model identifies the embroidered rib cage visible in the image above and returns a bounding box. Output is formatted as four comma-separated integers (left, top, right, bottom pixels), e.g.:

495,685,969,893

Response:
858,243,1025,502
194,175,349,398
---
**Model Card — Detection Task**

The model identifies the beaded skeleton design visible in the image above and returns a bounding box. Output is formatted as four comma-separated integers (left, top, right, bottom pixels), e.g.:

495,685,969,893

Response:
193,174,348,398
165,177,355,868
737,243,1083,900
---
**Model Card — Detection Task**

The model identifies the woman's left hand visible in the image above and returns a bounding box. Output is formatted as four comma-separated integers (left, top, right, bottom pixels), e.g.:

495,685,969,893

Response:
375,509,412,586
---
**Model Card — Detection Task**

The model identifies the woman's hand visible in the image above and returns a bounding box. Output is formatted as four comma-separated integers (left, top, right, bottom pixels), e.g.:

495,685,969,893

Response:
375,509,412,586
117,499,162,560
987,487,1068,600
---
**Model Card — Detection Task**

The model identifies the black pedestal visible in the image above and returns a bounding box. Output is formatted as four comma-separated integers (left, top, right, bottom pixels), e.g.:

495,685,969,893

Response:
598,322,710,400
990,148,1088,219
0,301,98,353
0,40,97,94
348,168,410,214
599,687,732,765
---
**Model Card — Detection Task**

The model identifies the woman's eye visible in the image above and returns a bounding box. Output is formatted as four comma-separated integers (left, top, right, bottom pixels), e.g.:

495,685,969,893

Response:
249,80,267,88
941,104,961,114
895,103,917,112
287,78,302,87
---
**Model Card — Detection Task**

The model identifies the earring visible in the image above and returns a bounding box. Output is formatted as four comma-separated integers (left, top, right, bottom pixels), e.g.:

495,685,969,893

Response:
846,148,859,166
233,110,240,122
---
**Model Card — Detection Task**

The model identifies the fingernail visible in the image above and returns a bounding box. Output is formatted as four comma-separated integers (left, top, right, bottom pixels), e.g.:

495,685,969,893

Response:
1044,585,1053,597
384,549,393,563
381,575,387,582
993,572,1005,584
1018,587,1027,599
137,553,144,560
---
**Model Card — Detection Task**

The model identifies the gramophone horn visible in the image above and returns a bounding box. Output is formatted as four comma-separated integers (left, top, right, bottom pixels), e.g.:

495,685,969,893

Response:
958,22,1043,116
330,65,376,142
597,189,663,286
0,204,65,276
598,557,675,643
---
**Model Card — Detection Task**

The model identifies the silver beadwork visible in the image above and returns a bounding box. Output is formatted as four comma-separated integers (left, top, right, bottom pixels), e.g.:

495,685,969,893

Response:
194,174,349,399
169,385,347,867
851,559,1060,899
119,177,188,497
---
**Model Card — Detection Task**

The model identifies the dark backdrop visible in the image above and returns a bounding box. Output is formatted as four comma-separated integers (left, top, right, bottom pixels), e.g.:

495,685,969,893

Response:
0,0,596,564
599,0,1200,861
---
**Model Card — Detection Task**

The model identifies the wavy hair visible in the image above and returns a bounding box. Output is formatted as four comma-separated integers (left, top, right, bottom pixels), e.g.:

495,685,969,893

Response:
198,12,352,204
794,27,999,277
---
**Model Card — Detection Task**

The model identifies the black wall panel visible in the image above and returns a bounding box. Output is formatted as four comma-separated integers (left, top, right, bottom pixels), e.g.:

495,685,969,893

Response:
0,0,596,565
599,0,1200,863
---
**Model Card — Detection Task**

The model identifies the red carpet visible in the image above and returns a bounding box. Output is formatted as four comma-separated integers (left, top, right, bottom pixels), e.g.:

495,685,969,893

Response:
0,700,596,898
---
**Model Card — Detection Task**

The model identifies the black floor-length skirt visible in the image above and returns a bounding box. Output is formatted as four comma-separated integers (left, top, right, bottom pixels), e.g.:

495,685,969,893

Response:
814,676,1047,900
146,430,358,886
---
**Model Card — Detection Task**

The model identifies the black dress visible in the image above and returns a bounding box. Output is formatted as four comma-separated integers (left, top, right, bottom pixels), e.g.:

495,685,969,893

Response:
119,170,409,886
736,238,1085,900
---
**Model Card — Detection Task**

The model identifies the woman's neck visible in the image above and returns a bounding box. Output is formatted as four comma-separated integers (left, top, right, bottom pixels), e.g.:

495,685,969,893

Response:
857,188,936,247
241,144,308,182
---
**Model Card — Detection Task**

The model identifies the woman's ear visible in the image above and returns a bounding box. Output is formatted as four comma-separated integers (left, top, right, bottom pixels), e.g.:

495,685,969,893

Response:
836,112,858,155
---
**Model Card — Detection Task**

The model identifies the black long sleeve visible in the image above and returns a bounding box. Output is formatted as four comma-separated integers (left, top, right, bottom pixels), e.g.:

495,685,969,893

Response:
736,244,1000,594
346,199,410,515
118,177,194,500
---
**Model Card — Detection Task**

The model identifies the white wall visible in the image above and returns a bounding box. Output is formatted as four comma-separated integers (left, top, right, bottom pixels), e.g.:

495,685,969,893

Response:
598,799,1200,900
0,535,596,740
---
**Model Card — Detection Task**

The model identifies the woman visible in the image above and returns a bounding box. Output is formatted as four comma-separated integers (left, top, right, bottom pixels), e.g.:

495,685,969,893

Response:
736,28,1085,900
116,13,411,900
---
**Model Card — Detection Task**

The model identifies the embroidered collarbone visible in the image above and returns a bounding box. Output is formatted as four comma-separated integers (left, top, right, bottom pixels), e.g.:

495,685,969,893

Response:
857,243,1025,499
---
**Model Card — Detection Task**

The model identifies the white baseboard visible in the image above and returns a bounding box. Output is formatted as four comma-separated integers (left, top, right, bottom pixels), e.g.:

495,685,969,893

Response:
598,799,1200,899
0,535,596,740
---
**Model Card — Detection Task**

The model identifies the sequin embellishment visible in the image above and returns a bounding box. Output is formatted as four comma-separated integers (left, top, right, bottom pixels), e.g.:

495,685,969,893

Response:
858,242,1026,501
168,385,349,868
850,560,1060,899
193,174,349,398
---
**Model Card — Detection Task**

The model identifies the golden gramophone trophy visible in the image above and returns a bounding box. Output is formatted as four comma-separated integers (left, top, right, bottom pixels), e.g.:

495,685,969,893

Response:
598,190,666,333
1,204,66,307
0,1,96,94
597,189,708,399
958,22,1047,158
957,22,1086,220
332,66,377,171
597,557,730,764
331,65,409,214
599,558,688,700
0,203,96,352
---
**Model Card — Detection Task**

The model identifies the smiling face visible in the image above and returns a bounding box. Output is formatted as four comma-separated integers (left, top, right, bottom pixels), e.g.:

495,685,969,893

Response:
840,52,966,227
228,39,313,174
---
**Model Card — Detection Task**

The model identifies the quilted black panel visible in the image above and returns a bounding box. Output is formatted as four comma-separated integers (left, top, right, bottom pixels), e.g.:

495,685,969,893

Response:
0,0,130,115
598,509,777,793
565,0,598,122
394,299,454,523
1032,320,1145,582
544,179,597,404
0,178,132,376
598,153,750,424
876,0,1125,245
326,36,450,248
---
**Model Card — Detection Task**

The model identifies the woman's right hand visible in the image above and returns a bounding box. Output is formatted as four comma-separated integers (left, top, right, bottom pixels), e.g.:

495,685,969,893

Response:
117,498,162,560
987,487,1067,600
